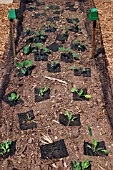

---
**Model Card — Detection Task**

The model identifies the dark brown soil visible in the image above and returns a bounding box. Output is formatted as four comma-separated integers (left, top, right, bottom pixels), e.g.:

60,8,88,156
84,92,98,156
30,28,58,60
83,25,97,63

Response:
0,0,113,170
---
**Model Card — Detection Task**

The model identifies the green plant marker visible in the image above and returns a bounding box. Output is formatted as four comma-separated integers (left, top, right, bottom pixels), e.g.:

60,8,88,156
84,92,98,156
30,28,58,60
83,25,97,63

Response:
88,8,98,21
88,125,92,136
8,9,16,20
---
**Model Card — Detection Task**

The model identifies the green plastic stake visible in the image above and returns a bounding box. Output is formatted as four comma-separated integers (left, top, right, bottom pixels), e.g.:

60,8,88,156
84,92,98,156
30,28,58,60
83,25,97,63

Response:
88,8,98,20
8,9,17,20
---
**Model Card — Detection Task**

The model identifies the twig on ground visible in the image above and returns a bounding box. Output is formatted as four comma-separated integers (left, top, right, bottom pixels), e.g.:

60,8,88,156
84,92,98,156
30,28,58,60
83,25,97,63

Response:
44,76,68,84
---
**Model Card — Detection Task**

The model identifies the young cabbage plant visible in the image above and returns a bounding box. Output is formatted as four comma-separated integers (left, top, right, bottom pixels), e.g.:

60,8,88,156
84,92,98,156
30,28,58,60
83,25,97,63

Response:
8,92,20,102
87,139,108,155
59,47,71,54
36,43,50,54
51,60,59,67
36,29,45,39
65,110,77,125
71,159,91,170
72,52,79,60
0,141,12,155
23,44,31,55
26,114,32,123
70,66,78,71
15,59,32,75
71,88,92,99
61,25,67,35
39,86,49,96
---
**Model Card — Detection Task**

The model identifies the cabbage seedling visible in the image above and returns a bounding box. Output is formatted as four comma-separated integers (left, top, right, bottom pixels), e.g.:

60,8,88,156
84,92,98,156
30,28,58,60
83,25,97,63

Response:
71,159,91,170
27,114,32,123
39,86,48,96
0,141,12,155
65,110,77,125
87,139,108,155
16,59,32,75
71,88,92,99
59,47,71,54
51,60,59,67
23,44,31,55
8,92,20,102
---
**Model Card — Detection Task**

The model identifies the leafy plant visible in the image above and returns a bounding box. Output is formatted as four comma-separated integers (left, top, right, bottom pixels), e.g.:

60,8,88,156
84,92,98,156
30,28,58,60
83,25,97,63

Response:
59,47,79,59
0,141,12,155
59,47,71,54
45,5,49,10
51,60,59,67
36,29,45,39
72,19,77,26
78,44,86,50
72,52,79,60
61,25,67,35
8,92,20,102
39,86,49,96
88,125,92,137
36,43,50,54
71,159,91,170
70,66,78,71
71,88,92,99
87,139,109,155
25,27,30,33
26,114,32,123
23,45,31,55
65,111,77,125
16,59,32,75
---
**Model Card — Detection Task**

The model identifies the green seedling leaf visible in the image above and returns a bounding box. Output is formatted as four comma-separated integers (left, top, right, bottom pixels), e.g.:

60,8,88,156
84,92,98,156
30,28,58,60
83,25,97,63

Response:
40,35,45,39
36,43,42,49
72,52,79,59
45,6,49,9
25,27,30,32
78,89,84,96
36,31,40,36
43,47,50,53
8,93,19,101
71,87,78,93
73,39,80,43
71,160,81,170
70,66,78,70
67,47,71,53
43,86,48,92
88,125,92,136
39,86,48,96
81,159,90,170
59,47,65,53
92,139,98,151
100,149,109,155
41,30,45,35
72,20,77,26
23,46,30,55
27,114,32,122
15,62,23,68
82,68,86,72
23,59,32,67
0,141,12,155
84,95,92,99
65,110,72,122
51,60,59,67
21,68,27,75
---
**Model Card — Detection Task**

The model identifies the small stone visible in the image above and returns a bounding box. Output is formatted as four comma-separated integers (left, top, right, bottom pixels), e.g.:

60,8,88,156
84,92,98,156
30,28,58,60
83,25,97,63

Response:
28,138,33,144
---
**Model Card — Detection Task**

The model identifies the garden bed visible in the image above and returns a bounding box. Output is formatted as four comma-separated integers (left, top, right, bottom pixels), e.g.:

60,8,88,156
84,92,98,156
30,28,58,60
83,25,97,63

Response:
0,0,113,169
